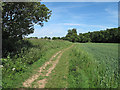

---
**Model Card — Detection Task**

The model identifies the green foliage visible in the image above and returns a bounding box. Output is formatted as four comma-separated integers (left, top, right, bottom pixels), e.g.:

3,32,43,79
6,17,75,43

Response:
63,27,120,43
89,28,120,43
27,37,38,39
68,43,119,88
52,37,61,40
44,36,51,40
2,39,72,88
45,46,72,88
2,2,52,57
65,28,78,42
45,43,119,88
2,2,51,39
68,46,97,88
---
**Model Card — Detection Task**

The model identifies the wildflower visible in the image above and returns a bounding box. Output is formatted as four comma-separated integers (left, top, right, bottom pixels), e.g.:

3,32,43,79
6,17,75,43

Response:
12,68,15,71
0,65,3,68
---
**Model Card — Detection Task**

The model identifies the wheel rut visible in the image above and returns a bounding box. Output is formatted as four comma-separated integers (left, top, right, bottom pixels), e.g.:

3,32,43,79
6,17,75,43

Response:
23,45,74,88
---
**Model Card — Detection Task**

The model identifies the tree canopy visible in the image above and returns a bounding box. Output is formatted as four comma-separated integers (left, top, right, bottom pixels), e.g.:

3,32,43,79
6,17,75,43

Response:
2,2,52,40
61,27,120,43
65,28,78,42
2,2,52,57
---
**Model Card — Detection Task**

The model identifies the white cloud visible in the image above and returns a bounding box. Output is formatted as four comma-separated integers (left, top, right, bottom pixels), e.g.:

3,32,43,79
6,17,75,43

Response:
27,24,67,38
26,22,116,38
64,23,81,26
64,23,112,29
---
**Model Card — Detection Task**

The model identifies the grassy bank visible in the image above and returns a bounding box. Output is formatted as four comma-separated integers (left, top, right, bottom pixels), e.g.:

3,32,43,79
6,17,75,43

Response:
45,43,119,88
68,43,119,88
2,40,119,88
2,39,72,88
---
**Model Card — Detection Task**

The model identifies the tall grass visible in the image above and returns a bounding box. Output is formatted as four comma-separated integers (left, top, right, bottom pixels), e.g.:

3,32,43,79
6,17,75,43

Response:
45,46,71,88
2,39,72,88
2,40,119,88
68,43,119,88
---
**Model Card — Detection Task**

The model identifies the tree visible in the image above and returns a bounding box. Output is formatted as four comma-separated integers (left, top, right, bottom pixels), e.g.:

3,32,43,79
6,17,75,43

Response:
65,28,78,42
44,36,48,39
48,37,51,40
2,2,52,57
61,37,66,40
41,37,43,39
2,2,52,40
64,27,119,43
52,37,57,40
57,37,61,39
44,36,51,40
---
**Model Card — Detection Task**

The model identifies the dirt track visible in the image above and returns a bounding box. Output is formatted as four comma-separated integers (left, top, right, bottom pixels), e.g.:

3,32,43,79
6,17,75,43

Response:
23,45,74,88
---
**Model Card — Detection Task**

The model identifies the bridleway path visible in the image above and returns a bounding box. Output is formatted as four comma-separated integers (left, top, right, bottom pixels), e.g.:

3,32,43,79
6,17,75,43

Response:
23,44,74,88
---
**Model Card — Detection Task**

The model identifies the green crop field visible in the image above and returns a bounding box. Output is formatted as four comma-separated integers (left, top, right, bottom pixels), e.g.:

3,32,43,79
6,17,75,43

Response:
2,2,120,89
2,39,119,88
68,43,119,88
45,43,119,88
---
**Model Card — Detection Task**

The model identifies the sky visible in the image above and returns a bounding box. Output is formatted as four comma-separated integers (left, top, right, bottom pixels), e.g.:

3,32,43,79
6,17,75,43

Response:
27,2,118,38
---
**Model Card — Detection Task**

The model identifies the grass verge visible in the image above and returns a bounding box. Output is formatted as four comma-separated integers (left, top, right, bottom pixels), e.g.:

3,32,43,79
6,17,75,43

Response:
2,39,72,88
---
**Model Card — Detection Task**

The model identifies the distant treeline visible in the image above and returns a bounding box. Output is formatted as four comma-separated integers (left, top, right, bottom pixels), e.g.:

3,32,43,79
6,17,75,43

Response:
26,36,59,40
52,27,120,43
27,27,120,43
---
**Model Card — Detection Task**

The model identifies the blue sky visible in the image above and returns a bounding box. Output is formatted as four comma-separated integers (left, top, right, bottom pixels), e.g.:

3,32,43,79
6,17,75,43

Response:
27,2,118,38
